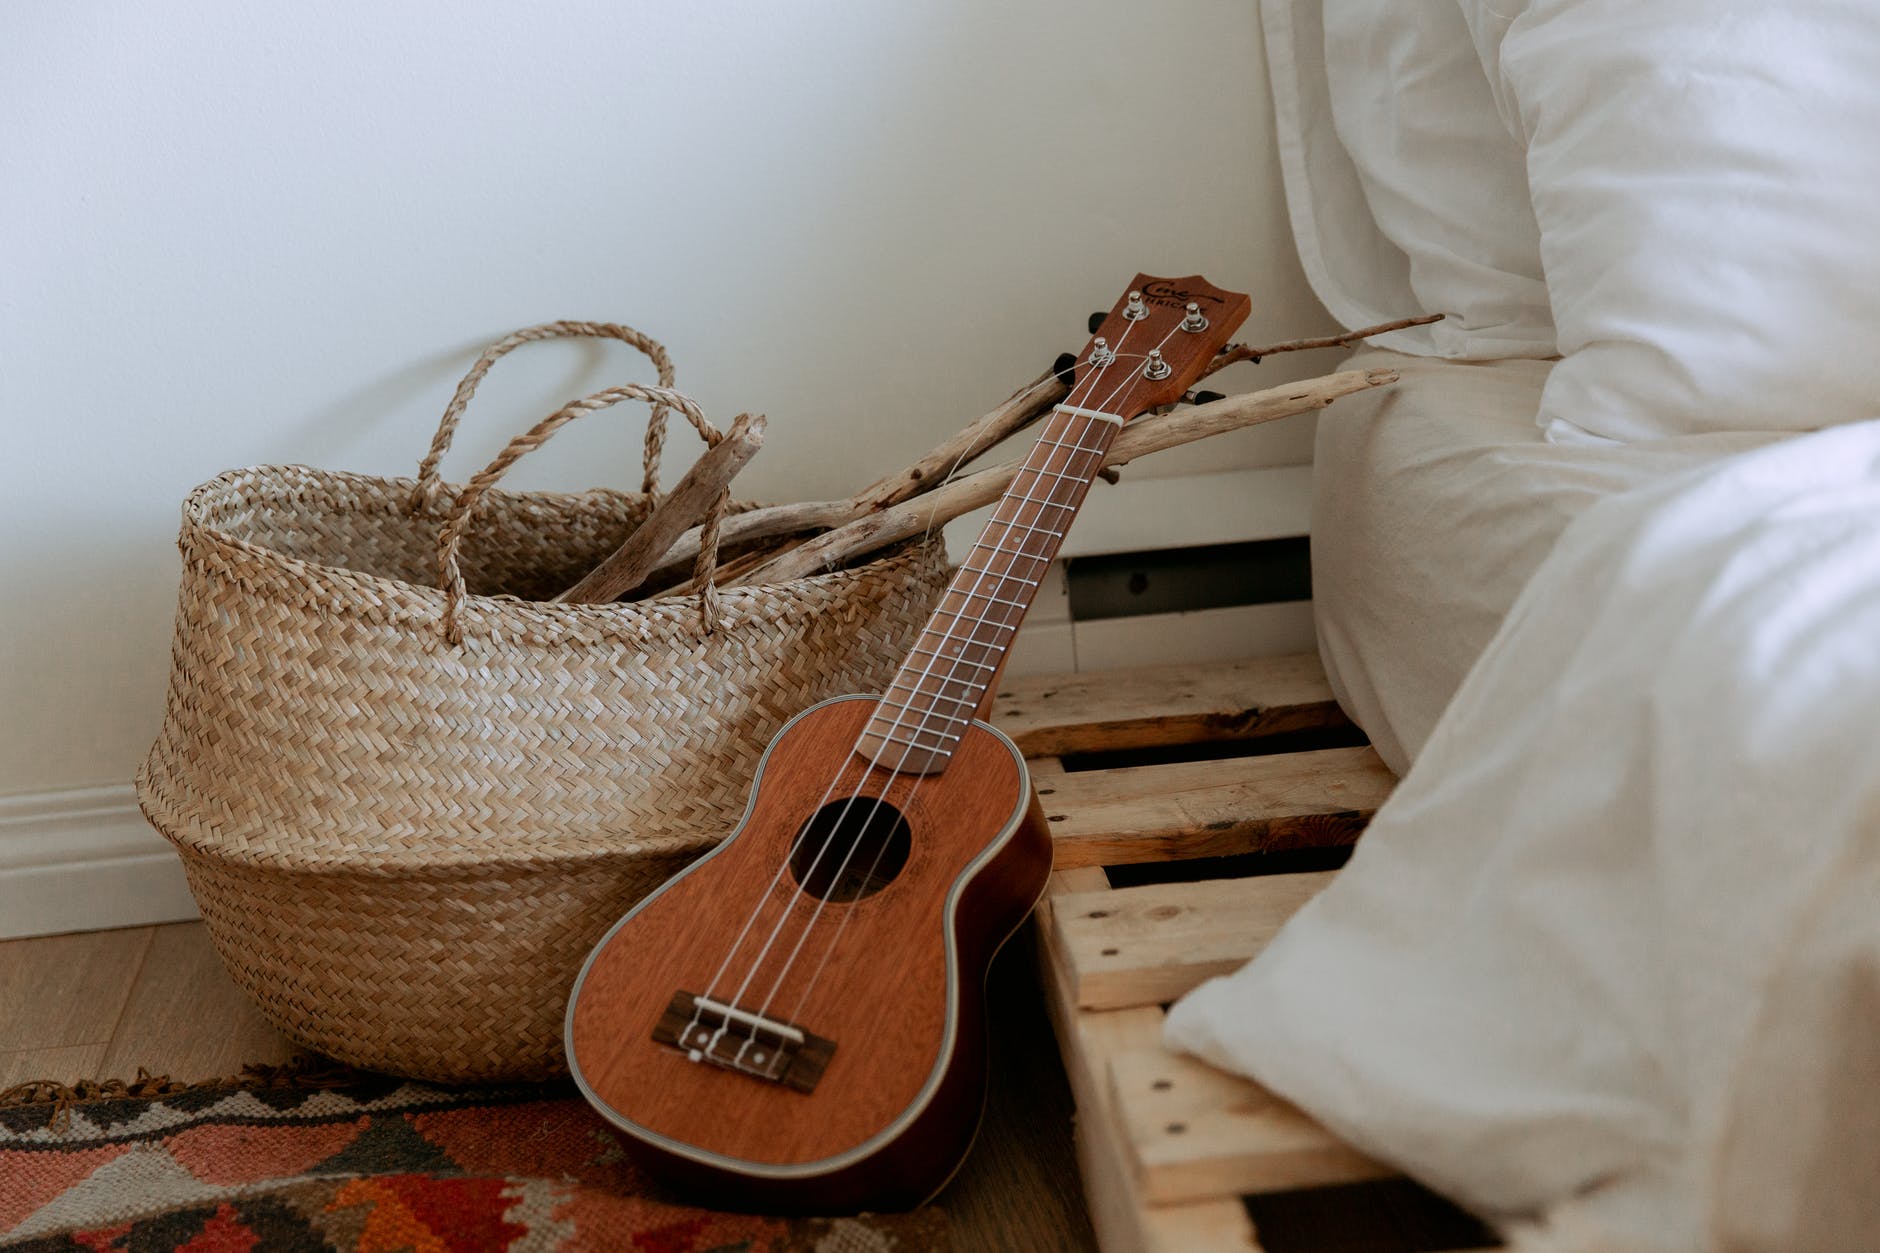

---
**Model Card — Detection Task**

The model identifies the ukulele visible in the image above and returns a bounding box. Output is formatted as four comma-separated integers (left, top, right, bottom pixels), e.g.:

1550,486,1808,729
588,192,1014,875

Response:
565,274,1251,1212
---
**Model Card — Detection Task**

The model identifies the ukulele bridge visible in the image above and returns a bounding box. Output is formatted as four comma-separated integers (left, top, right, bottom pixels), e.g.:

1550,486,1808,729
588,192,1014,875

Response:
652,990,837,1094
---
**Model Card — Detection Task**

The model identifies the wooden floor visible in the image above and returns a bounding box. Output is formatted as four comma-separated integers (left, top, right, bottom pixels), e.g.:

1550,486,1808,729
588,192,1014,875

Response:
0,917,1094,1251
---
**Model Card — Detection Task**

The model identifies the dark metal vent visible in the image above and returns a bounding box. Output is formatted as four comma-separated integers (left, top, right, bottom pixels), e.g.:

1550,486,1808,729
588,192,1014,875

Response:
1064,537,1311,622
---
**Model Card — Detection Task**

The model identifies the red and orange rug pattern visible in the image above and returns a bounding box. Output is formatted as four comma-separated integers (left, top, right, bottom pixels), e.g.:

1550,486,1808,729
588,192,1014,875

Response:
0,1073,946,1251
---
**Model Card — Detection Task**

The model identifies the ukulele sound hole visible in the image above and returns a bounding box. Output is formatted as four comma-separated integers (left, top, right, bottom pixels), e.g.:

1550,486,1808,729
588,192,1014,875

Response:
788,798,912,903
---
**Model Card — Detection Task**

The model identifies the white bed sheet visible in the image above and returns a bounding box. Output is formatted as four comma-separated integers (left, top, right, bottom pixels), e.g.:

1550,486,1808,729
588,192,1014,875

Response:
1311,347,1782,773
1175,417,1880,1248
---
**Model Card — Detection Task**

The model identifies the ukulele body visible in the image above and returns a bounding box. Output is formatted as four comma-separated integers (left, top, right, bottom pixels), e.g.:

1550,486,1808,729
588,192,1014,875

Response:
565,694,1053,1212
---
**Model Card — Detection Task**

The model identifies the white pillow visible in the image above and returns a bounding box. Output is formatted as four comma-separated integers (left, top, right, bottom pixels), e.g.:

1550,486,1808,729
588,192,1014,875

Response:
1320,0,1554,360
1467,0,1880,442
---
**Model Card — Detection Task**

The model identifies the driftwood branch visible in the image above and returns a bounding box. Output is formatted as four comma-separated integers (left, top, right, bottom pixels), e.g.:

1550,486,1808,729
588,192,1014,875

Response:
583,315,1426,601
665,534,806,598
851,369,1069,512
1205,313,1443,375
556,412,766,603
635,372,1066,588
732,367,1398,588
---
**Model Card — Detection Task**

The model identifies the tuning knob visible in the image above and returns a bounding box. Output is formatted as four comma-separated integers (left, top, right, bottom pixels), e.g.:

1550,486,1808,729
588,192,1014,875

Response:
1053,352,1078,386
1087,311,1107,335
1190,389,1226,406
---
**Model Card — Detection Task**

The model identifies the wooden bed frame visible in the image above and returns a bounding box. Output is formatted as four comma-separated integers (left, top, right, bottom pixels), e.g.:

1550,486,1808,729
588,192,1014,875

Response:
990,655,1499,1252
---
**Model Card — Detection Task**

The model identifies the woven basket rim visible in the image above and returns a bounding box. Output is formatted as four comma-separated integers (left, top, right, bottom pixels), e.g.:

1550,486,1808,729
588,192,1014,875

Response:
179,463,940,641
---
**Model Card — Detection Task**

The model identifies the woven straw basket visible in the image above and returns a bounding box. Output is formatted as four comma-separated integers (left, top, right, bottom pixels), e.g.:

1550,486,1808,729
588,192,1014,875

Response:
137,323,947,1082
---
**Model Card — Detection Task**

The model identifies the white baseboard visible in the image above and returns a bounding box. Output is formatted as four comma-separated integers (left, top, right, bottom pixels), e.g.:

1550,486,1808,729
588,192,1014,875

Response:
0,784,200,940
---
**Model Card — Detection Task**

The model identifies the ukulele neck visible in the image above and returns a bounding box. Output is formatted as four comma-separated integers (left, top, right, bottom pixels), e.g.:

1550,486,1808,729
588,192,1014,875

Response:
858,403,1123,774
853,271,1252,777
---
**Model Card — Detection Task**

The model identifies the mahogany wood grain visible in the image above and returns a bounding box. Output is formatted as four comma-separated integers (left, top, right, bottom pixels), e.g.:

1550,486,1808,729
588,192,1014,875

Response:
566,695,1052,1211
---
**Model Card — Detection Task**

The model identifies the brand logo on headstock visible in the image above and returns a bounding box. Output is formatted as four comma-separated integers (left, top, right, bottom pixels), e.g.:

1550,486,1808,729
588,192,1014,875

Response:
1142,281,1226,309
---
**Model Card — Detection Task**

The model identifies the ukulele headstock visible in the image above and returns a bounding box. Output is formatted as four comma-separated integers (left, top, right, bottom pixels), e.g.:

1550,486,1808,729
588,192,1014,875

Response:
1066,273,1251,417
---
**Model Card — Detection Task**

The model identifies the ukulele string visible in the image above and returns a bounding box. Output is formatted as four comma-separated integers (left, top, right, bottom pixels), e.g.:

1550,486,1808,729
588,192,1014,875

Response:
688,305,1187,1068
776,425,1116,1026
706,329,1143,1053
915,369,1082,548
669,367,1092,1055
742,315,1180,1041
698,323,1145,1065
771,322,1189,1024
754,416,1121,1040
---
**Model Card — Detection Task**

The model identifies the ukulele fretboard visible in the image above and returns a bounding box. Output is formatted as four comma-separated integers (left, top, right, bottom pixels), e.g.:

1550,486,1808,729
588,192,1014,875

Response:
857,406,1120,773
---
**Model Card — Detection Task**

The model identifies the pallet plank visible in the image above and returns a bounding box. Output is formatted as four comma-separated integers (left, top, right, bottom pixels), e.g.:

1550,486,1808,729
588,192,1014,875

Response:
993,654,1348,758
1052,873,1336,1011
1018,663,1472,1249
1076,1118,1264,1253
1040,871,1177,1253
1138,1196,1262,1253
1109,1049,1391,1205
1038,872,1155,1124
1042,747,1394,869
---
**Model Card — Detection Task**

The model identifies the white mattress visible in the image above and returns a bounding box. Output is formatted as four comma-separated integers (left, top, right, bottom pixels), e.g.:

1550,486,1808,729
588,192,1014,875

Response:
1310,347,1784,773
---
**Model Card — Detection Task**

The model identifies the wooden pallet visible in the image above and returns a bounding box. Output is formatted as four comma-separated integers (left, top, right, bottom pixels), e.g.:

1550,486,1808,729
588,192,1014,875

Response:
990,655,1497,1253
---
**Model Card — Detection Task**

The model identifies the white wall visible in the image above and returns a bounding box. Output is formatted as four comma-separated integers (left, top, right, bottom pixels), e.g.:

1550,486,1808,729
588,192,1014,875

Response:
0,1,1333,801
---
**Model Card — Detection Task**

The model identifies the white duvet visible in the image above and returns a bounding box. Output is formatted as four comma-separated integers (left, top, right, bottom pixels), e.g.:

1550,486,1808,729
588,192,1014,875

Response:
1167,421,1880,1249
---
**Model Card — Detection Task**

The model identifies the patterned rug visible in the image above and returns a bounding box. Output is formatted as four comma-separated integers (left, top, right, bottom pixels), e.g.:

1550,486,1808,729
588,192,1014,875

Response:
0,1068,947,1251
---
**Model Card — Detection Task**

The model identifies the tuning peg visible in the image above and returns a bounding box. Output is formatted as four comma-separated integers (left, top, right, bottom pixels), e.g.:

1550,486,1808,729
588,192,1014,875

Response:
1052,352,1078,386
1087,311,1107,335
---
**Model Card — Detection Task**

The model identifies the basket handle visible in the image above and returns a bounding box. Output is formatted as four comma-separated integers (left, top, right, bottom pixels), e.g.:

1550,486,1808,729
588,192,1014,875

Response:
434,384,731,645
410,320,690,512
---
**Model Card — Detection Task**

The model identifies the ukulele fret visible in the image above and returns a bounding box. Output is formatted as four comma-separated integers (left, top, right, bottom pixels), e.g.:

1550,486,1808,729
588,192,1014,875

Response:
967,539,1054,567
1012,463,1097,493
924,605,1027,634
863,725,962,751
882,684,979,711
946,587,1030,612
907,645,1002,667
977,511,1067,545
